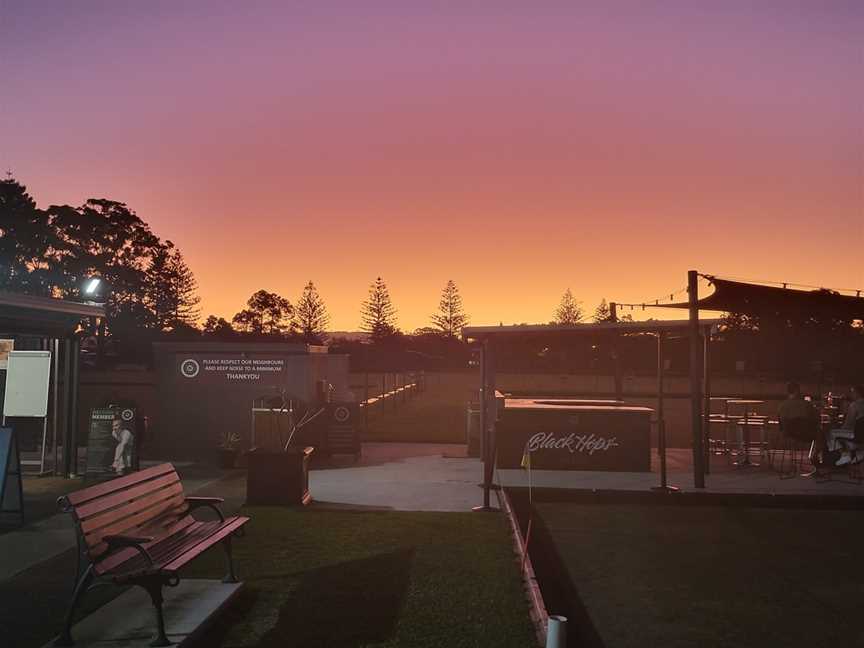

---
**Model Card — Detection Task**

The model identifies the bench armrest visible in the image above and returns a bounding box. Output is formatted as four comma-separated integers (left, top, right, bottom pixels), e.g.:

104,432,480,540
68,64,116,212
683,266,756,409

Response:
103,534,155,567
185,496,225,504
185,496,225,522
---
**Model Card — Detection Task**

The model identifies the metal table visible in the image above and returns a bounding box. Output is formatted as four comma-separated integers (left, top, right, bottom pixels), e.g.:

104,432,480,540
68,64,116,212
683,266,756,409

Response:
728,399,765,467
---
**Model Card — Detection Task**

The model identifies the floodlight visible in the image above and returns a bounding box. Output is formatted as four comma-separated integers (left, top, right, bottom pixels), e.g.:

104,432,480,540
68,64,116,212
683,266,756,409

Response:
84,278,101,296
80,276,109,303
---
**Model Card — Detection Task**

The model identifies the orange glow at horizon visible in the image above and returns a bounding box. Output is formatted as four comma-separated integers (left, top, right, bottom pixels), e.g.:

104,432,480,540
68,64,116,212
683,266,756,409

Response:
2,2,861,331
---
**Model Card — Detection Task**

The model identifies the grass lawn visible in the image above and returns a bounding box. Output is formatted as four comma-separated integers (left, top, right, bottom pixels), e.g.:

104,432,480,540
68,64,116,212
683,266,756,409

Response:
184,508,537,647
536,503,864,648
362,373,473,444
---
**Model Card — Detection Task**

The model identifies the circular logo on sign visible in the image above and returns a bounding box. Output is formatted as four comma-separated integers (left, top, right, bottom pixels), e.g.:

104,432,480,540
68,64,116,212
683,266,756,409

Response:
180,358,200,378
120,408,134,421
333,406,351,423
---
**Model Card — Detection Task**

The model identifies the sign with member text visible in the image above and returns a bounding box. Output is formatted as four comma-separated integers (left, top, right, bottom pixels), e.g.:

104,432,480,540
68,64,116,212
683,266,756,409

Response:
85,407,137,478
177,355,287,385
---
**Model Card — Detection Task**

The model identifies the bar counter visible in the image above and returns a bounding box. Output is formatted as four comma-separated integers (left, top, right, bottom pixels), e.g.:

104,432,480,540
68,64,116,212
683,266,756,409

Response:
496,398,653,471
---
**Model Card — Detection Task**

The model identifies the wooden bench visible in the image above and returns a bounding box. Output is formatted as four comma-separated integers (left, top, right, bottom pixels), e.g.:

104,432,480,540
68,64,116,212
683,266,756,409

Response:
55,463,250,646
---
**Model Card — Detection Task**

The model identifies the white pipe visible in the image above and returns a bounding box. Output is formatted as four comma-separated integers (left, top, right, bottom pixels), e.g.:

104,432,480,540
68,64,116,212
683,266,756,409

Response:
546,615,567,648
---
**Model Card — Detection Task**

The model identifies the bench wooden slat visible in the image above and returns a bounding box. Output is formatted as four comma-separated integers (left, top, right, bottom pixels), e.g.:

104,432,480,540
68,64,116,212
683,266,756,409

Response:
83,496,188,548
162,517,249,572
75,472,183,520
66,463,177,506
97,516,249,577
79,481,185,535
93,515,197,573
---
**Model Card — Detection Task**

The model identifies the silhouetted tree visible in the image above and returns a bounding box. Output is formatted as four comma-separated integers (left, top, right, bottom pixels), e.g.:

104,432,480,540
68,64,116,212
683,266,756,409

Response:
295,280,330,343
202,315,236,339
48,199,162,332
431,280,469,337
594,298,612,322
232,289,295,336
145,241,200,331
0,175,60,295
360,276,398,342
554,288,583,325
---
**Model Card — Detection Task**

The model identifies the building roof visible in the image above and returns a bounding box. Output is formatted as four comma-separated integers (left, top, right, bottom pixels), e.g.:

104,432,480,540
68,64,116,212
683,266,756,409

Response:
462,319,719,341
0,291,105,338
153,341,329,354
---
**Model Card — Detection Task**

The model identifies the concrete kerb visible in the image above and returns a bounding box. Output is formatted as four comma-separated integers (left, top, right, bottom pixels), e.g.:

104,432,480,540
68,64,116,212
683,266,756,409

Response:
497,488,549,648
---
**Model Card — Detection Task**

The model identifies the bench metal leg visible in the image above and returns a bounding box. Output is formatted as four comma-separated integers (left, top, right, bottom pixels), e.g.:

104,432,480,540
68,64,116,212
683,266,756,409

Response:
55,566,95,646
141,579,171,647
222,536,238,584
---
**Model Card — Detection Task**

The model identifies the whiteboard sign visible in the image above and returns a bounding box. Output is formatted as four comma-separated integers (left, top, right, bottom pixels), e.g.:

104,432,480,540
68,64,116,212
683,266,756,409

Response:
3,351,52,418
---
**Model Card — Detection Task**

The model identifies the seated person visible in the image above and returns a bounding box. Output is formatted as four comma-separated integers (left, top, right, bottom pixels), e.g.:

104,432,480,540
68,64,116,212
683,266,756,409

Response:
826,384,864,466
778,382,818,438
777,382,820,467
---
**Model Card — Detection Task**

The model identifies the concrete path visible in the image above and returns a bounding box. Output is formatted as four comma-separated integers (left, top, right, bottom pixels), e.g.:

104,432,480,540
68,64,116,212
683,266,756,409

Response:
40,580,243,648
309,442,484,512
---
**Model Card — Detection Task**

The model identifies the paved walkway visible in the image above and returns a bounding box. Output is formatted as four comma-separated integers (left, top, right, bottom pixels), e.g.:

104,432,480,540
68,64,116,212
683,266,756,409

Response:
309,442,482,512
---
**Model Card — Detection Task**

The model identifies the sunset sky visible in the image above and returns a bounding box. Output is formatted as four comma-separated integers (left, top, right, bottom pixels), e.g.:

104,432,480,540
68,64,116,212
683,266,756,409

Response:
1,1,862,330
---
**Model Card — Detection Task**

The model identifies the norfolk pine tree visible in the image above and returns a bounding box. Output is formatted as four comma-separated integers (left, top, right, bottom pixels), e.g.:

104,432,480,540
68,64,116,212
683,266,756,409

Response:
431,279,469,337
296,280,330,343
554,288,583,325
360,276,398,342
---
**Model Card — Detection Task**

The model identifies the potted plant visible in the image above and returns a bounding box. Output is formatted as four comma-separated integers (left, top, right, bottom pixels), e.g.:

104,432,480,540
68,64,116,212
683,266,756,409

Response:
218,430,241,469
246,392,324,506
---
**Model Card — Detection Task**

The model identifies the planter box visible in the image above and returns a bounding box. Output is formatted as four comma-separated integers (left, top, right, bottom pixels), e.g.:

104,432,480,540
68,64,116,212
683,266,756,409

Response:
246,446,314,506
218,448,239,469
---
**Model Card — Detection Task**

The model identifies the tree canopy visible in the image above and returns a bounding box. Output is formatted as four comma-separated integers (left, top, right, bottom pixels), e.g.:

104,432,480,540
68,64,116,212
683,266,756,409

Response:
232,289,295,336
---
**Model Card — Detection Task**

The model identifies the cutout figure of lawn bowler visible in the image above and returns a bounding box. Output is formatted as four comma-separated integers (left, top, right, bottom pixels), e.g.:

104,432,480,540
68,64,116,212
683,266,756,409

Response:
111,414,135,474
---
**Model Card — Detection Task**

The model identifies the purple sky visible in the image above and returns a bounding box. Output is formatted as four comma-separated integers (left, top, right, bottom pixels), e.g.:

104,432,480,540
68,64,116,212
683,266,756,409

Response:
2,1,862,328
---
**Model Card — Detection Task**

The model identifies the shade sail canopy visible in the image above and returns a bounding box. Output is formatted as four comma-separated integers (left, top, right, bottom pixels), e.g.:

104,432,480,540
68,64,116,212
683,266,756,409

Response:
656,276,864,320
0,291,105,338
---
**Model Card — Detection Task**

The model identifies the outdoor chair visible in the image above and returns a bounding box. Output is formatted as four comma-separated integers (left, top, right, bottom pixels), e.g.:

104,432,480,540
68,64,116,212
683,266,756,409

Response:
837,417,864,483
776,417,818,479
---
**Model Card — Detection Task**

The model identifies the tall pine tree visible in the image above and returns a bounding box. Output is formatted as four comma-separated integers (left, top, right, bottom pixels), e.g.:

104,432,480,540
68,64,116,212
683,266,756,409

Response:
594,298,612,323
146,241,201,331
431,279,469,337
296,281,330,343
554,288,583,325
360,276,398,341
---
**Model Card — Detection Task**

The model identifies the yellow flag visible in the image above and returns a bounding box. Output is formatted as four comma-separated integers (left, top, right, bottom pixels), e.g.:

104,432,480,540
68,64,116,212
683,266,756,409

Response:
520,448,531,469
